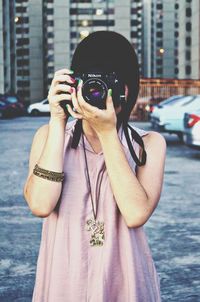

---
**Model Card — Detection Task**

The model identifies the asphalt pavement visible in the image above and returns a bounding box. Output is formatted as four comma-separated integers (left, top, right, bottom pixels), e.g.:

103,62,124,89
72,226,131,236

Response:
0,116,199,301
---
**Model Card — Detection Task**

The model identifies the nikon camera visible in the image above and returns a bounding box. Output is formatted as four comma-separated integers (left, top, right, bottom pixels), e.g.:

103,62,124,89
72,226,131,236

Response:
60,71,126,113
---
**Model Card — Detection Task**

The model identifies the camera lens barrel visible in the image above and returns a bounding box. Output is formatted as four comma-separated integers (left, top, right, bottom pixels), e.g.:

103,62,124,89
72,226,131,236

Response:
71,71,125,109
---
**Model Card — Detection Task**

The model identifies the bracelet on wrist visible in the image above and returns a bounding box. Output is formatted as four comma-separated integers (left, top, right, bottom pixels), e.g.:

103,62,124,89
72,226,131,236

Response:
33,164,64,182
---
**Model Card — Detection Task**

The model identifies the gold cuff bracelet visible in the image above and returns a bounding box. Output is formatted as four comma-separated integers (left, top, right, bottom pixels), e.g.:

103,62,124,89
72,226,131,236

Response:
33,164,64,182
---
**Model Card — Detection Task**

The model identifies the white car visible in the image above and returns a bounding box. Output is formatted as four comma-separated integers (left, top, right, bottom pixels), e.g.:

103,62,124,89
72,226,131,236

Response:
151,95,200,140
150,95,185,126
27,98,50,116
183,109,200,149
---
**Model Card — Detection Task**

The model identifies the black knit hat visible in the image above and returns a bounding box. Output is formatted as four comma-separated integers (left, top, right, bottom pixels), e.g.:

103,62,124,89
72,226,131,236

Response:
70,31,146,166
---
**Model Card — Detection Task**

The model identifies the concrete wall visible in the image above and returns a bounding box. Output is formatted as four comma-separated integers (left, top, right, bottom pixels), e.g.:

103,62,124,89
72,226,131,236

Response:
162,1,176,78
191,0,200,79
54,0,70,71
114,0,131,40
0,0,4,93
142,0,151,77
29,0,44,102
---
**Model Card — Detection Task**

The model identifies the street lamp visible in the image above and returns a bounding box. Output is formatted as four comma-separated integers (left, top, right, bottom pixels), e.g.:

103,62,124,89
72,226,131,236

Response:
14,16,19,23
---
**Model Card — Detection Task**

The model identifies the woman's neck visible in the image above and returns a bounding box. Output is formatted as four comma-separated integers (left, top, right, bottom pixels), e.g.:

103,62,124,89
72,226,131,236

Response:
82,120,99,140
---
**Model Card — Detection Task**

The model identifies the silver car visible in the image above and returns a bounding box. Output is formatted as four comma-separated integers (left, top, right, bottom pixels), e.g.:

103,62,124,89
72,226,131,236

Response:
183,109,200,149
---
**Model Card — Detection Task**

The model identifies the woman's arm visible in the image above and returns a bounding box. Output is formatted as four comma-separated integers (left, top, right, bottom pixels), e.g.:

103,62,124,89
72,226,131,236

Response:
23,118,66,217
98,129,167,228
23,68,75,217
66,80,167,227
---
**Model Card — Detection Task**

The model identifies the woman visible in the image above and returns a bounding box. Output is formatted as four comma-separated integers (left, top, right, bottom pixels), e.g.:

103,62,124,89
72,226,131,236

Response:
23,31,166,301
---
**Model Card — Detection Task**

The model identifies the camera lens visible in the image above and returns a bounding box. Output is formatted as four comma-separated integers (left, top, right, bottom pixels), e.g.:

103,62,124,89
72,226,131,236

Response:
89,87,101,99
82,79,107,109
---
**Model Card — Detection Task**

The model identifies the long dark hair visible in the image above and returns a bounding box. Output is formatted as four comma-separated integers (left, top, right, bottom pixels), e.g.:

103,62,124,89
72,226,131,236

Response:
70,31,146,166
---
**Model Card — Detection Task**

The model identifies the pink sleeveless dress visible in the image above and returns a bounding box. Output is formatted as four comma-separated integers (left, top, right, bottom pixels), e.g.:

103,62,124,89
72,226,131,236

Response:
32,119,161,302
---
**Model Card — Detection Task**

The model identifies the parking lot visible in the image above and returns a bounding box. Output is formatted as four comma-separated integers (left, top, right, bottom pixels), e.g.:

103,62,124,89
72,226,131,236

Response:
0,116,199,302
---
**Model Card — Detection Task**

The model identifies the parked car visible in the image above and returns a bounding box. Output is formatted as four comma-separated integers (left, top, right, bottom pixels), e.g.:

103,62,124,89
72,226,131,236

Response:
151,95,200,141
183,109,200,149
0,94,26,118
150,95,184,122
154,95,184,109
27,98,50,116
0,100,8,118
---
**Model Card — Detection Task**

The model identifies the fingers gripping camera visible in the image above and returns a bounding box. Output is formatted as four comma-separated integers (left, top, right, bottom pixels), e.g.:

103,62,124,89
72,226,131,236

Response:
65,71,126,110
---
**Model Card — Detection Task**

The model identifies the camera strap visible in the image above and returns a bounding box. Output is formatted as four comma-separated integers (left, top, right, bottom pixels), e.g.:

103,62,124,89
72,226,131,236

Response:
71,119,146,167
71,118,82,149
124,123,147,166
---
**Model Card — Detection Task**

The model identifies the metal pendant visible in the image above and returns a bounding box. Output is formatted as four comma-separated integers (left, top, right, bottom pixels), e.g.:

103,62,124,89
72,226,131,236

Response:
85,218,105,246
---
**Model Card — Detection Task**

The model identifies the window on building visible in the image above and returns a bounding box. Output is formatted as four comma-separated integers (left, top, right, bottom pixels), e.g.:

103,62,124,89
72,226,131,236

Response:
17,69,30,76
17,59,29,66
47,32,54,38
71,20,114,27
185,65,191,75
16,48,29,56
17,90,30,98
16,17,29,24
157,68,163,74
175,22,179,28
47,54,54,61
174,31,179,38
16,7,27,13
156,22,162,28
174,59,178,65
186,36,191,46
186,8,192,17
70,0,92,3
70,8,93,14
186,22,191,31
156,3,163,10
17,38,29,46
174,49,178,56
175,3,179,10
47,20,54,26
156,59,162,65
156,31,163,38
16,27,29,34
71,32,77,38
17,80,30,87
48,66,54,73
174,40,178,47
156,40,163,47
185,51,191,60
131,20,140,26
131,31,138,38
48,44,54,50
46,8,54,14
16,0,28,3
175,68,179,74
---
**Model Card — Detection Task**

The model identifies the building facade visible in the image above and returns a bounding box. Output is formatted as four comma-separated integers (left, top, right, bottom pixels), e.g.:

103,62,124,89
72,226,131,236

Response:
1,0,143,104
178,0,200,79
0,0,200,105
144,0,200,80
145,0,178,79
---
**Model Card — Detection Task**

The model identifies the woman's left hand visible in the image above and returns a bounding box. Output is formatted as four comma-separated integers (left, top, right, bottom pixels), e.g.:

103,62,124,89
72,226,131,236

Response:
66,79,117,136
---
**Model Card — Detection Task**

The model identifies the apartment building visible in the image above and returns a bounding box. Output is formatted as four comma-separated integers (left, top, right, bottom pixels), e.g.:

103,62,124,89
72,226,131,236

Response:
1,0,199,104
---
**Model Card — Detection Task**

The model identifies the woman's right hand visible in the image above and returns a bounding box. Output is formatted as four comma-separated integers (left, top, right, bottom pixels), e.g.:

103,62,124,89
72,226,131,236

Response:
47,68,76,121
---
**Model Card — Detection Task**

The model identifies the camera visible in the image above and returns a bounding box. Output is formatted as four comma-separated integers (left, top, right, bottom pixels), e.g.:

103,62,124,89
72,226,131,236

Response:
60,71,126,112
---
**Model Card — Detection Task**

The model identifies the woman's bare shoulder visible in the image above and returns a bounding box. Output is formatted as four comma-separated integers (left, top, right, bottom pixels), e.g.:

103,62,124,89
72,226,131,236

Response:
136,130,166,161
35,123,49,137
142,130,167,150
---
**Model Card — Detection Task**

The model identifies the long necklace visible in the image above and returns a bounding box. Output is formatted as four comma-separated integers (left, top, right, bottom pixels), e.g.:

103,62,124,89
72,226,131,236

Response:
82,132,106,247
